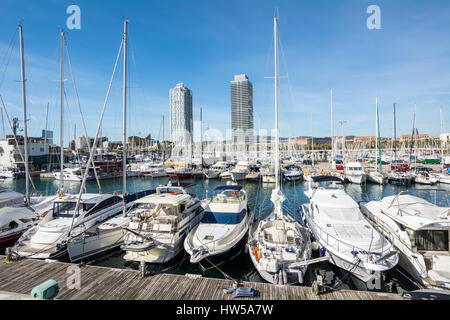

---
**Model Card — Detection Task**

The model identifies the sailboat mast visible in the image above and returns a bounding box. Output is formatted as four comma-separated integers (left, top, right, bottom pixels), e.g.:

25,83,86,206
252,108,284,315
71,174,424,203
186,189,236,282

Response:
311,111,314,166
59,29,65,192
440,105,444,170
19,25,30,205
274,16,280,190
122,20,129,215
375,97,378,172
376,97,382,174
162,115,165,165
331,89,334,163
393,103,397,160
200,107,203,169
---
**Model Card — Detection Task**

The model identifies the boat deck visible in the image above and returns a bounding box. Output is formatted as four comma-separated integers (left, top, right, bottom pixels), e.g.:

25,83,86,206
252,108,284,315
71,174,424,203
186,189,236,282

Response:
0,256,404,300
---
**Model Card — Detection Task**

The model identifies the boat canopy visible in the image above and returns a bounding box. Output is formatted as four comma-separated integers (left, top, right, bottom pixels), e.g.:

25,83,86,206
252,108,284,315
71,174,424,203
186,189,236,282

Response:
310,175,343,183
214,185,242,191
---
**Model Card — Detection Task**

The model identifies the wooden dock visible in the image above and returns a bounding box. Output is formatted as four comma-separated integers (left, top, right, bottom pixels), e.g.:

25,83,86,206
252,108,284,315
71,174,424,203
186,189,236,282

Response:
0,256,403,300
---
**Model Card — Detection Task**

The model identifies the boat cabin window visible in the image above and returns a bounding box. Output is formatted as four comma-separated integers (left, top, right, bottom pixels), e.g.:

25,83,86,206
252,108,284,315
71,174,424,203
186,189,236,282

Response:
0,220,18,232
135,203,157,210
201,209,246,225
85,196,121,216
53,202,82,218
415,230,449,252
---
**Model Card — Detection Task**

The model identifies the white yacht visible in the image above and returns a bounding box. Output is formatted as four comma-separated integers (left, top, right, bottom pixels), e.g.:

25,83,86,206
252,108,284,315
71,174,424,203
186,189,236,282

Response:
230,161,250,182
141,163,168,178
302,175,399,285
437,172,450,184
0,167,21,179
12,193,125,260
121,183,204,265
204,161,227,179
184,185,252,269
53,167,94,182
362,193,450,290
283,165,303,182
0,207,40,248
366,167,386,185
412,167,438,185
66,189,155,262
344,162,367,184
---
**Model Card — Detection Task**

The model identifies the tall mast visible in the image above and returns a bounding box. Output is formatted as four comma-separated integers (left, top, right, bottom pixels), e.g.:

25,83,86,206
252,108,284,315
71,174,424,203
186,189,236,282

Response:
59,29,65,192
122,20,129,215
440,105,444,170
162,115,165,165
311,111,314,166
330,88,334,163
200,107,203,169
393,103,397,160
375,97,378,172
274,16,280,191
19,25,30,205
376,97,382,174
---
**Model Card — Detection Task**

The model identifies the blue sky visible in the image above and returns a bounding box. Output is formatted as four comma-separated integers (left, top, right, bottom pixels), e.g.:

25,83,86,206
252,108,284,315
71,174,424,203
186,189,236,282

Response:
0,0,449,145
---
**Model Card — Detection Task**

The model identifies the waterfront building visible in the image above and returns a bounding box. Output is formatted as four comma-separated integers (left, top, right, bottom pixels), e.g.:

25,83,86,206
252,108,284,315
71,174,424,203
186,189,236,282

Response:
170,83,193,155
231,74,254,152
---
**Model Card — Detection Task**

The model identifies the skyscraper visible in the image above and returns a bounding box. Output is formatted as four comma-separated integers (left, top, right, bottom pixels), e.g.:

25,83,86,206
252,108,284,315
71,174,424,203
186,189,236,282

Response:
170,83,193,149
231,74,254,149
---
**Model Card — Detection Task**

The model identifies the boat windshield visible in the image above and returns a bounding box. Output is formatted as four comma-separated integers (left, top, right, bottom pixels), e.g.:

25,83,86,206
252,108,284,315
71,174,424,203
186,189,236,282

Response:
212,190,244,203
415,230,449,252
53,201,94,218
201,209,246,225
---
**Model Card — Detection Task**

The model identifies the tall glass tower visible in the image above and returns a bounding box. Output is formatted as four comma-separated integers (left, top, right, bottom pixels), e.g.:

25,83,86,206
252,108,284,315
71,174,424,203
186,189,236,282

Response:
170,83,193,154
231,74,254,151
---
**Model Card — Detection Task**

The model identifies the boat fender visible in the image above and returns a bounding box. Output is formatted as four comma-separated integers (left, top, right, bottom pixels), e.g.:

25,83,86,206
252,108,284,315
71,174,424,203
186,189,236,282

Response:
274,272,279,284
298,270,304,284
319,247,326,257
253,247,260,262
282,269,288,285
311,241,320,251
278,270,284,285
30,279,59,300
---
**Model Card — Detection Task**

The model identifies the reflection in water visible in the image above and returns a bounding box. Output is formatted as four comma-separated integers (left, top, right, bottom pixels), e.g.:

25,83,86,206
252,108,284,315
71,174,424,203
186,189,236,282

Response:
2,175,449,293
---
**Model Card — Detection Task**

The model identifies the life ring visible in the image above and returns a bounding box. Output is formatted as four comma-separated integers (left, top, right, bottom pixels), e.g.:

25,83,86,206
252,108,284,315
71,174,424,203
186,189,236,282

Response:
170,192,178,195
113,191,119,196
253,247,260,262
231,191,238,197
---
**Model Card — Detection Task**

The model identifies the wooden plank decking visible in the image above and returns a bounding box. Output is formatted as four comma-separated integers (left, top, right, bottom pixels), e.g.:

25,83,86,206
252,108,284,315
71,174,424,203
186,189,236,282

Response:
0,256,403,300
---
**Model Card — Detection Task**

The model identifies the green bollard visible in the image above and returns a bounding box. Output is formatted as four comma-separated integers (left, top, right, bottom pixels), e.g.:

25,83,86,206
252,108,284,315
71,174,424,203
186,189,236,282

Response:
30,279,59,300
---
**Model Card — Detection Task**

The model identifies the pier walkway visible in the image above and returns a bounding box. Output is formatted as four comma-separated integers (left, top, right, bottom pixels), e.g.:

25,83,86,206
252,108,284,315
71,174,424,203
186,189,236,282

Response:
0,256,403,300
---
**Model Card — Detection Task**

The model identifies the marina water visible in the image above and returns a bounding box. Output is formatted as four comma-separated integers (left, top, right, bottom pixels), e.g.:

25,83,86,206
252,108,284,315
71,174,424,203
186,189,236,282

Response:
3,176,449,294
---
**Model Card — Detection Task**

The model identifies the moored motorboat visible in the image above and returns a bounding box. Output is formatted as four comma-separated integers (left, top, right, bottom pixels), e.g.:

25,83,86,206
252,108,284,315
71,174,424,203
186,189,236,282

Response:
302,175,399,285
361,193,450,290
184,185,253,269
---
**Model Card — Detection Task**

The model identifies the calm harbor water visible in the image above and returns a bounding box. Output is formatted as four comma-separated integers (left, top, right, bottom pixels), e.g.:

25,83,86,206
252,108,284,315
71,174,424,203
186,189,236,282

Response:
2,175,449,294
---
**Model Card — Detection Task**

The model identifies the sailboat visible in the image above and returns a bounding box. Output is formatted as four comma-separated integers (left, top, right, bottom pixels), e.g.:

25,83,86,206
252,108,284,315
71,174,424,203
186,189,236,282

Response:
388,103,412,185
247,16,311,285
12,24,152,262
367,97,386,184
437,106,450,184
0,25,44,249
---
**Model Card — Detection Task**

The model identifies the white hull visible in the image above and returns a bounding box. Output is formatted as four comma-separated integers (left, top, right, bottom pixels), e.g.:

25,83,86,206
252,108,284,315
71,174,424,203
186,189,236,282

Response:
231,171,247,181
367,172,385,185
205,171,221,179
123,240,183,264
67,227,126,262
347,174,366,184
